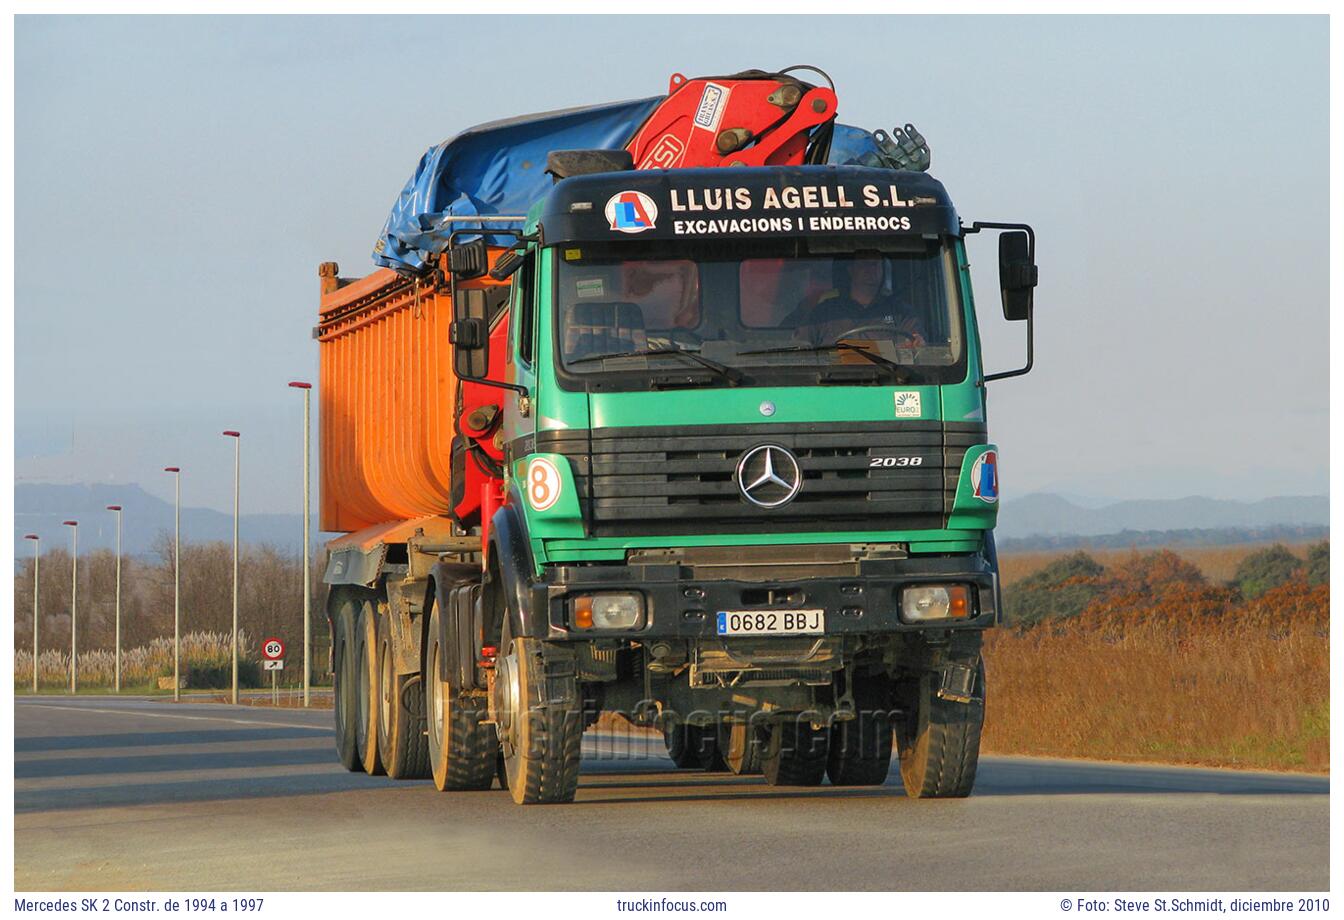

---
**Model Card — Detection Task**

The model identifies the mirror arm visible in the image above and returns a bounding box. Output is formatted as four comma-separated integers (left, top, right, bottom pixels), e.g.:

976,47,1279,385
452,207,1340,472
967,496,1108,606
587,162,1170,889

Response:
458,373,529,397
445,225,531,398
966,219,1036,385
981,305,1033,384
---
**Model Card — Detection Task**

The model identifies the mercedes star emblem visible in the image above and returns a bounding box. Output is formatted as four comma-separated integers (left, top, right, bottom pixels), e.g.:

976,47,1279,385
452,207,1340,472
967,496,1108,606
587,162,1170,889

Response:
736,444,803,508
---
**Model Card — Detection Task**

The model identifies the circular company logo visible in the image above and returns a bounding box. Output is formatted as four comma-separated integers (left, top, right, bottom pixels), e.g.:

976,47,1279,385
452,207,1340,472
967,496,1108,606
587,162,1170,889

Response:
736,444,803,509
604,190,659,234
526,457,563,512
759,400,776,417
970,450,999,503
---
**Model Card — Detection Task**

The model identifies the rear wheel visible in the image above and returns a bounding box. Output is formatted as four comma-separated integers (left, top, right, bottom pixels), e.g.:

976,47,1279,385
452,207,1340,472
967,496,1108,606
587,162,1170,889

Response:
718,719,764,776
663,723,723,771
496,637,583,805
376,615,430,779
331,593,361,772
425,600,496,791
761,717,829,786
898,660,985,799
827,675,895,786
354,602,384,776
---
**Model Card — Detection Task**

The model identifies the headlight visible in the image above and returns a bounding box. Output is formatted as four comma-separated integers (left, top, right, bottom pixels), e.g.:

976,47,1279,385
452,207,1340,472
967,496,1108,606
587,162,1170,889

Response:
572,592,645,630
900,585,971,623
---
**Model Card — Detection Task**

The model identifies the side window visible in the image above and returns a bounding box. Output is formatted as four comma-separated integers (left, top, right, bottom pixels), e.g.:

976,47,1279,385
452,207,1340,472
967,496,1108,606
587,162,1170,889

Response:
514,251,535,367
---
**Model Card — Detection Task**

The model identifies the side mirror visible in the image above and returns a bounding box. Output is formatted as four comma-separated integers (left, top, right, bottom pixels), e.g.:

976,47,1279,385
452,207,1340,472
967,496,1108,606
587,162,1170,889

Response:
447,238,489,280
451,289,490,380
489,248,526,281
998,230,1037,321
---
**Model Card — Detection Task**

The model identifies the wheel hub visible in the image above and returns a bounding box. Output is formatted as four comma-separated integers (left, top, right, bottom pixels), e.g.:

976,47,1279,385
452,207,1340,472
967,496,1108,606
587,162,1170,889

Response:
493,647,521,747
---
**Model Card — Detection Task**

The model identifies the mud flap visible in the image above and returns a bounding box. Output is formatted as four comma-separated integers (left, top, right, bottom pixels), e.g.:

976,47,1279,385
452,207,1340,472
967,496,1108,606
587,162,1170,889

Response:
936,661,981,705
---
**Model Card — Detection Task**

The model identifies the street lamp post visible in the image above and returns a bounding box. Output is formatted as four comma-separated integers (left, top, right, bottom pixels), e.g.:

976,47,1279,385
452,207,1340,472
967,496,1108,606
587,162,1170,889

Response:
289,381,312,707
164,467,181,701
24,534,40,693
223,430,241,705
62,521,78,694
106,505,123,693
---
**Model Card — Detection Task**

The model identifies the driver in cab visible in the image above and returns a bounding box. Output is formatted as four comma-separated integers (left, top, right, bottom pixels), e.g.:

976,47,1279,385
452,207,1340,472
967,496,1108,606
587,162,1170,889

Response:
783,255,927,346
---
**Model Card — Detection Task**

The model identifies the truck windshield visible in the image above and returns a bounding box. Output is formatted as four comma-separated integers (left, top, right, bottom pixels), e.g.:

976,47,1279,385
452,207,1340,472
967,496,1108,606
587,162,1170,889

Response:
553,237,966,389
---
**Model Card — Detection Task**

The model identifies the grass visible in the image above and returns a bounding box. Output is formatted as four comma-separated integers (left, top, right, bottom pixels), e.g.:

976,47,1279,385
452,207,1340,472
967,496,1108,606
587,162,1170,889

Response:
15,631,258,692
981,580,1329,772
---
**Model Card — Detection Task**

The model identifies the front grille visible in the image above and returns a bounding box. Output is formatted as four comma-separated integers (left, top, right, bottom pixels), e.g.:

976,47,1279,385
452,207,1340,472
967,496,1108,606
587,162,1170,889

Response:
535,421,987,537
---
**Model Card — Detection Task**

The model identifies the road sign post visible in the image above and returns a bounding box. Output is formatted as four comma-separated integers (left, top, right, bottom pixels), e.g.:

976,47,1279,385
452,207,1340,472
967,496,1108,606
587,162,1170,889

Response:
262,638,286,706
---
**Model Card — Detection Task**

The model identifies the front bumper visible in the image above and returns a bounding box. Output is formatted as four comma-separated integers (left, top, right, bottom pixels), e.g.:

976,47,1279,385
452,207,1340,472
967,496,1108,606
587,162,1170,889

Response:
533,550,999,640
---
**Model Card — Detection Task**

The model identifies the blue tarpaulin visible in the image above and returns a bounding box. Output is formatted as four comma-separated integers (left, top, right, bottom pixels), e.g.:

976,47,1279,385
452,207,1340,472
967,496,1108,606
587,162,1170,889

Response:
373,97,884,273
373,98,663,272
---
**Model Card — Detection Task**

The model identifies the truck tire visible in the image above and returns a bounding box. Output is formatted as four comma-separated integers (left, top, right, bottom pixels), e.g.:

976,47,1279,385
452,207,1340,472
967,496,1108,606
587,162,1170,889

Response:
718,719,764,776
354,602,385,776
496,637,583,805
331,593,361,772
762,718,829,786
376,614,430,780
663,723,723,771
827,676,895,786
425,600,496,791
898,661,985,799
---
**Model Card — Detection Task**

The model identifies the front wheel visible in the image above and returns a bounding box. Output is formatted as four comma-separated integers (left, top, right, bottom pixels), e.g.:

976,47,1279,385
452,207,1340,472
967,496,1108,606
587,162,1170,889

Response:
495,637,583,805
425,600,497,791
898,660,985,799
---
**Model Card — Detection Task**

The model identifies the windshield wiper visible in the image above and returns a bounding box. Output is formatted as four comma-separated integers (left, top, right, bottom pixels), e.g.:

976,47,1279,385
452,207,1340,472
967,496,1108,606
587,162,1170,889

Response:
736,342,905,378
567,346,742,385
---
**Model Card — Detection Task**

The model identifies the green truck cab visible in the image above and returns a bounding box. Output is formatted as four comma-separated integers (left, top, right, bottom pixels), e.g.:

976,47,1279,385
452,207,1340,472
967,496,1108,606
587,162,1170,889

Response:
440,162,1036,803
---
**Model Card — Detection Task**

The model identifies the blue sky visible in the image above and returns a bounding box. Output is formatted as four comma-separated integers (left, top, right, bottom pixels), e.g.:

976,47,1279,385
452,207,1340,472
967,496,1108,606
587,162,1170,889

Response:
14,15,1329,515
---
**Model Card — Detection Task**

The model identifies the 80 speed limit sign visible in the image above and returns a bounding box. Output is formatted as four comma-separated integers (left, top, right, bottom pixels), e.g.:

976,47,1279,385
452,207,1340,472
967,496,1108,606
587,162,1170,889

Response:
262,637,285,661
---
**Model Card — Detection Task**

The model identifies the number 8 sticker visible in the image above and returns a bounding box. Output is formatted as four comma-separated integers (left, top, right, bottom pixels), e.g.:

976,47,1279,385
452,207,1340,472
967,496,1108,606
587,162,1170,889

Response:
526,457,562,512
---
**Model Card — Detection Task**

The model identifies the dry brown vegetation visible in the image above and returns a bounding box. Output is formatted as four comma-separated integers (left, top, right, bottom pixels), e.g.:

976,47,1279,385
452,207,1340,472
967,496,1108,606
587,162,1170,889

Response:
986,550,1329,772
12,540,331,691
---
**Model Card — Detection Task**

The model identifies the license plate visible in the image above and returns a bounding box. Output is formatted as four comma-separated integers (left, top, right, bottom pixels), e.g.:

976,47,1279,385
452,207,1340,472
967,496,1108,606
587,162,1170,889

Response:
716,609,825,636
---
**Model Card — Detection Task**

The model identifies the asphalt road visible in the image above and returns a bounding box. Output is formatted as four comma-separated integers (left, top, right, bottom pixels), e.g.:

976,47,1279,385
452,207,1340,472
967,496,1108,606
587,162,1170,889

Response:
14,696,1328,891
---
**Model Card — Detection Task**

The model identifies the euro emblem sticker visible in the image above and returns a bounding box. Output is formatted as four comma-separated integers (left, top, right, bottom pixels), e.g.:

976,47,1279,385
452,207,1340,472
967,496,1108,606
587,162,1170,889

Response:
894,391,922,418
971,450,998,503
605,190,658,234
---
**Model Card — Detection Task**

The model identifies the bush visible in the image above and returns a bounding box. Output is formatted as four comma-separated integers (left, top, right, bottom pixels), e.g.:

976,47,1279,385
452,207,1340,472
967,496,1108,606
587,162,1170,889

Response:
1305,541,1329,586
185,660,263,690
1107,549,1206,592
1233,544,1301,599
1003,551,1106,626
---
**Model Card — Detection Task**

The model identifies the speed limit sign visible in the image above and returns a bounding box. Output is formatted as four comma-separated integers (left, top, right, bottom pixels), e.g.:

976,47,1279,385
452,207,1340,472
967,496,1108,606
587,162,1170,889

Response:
262,637,285,661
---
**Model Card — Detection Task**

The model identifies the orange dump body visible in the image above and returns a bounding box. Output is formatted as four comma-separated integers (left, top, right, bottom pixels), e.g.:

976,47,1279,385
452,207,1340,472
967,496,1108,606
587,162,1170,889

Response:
317,256,509,535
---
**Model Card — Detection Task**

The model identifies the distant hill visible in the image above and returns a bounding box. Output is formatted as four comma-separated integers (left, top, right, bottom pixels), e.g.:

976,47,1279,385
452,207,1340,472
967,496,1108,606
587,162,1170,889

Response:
14,482,314,556
15,483,1329,557
998,493,1328,540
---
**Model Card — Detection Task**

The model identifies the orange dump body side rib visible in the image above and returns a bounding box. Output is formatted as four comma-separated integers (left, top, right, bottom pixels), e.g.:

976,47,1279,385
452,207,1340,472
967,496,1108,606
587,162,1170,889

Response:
317,257,510,535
